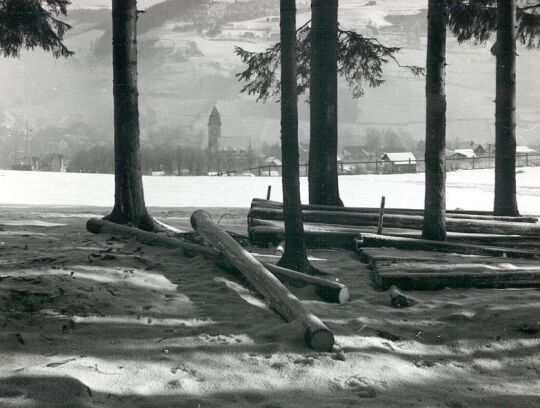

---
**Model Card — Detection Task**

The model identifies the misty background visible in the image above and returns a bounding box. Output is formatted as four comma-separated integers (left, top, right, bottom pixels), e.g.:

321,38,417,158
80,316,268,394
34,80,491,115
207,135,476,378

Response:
0,0,538,171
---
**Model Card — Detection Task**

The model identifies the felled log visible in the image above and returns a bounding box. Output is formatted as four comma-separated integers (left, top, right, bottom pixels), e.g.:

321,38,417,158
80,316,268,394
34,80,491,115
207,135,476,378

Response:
251,198,538,223
262,263,349,304
86,218,348,304
248,220,372,248
250,207,540,236
356,233,539,260
191,210,335,351
250,218,540,250
372,261,540,291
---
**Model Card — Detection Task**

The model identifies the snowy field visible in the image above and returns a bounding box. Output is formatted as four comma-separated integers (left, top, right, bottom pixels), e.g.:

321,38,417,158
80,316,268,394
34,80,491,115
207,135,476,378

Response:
0,167,539,214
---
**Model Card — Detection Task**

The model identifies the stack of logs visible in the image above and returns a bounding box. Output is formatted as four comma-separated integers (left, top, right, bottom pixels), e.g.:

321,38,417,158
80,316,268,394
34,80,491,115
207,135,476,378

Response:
248,198,540,249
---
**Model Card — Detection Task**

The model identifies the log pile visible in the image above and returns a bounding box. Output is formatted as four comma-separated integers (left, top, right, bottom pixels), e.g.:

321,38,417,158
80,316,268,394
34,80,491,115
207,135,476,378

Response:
248,199,540,248
190,210,335,351
87,216,344,351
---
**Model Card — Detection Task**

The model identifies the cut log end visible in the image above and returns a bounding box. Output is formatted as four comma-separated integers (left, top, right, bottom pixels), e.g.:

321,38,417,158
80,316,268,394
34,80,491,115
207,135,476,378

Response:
391,294,409,308
190,209,211,230
338,287,351,304
305,327,335,352
86,218,104,234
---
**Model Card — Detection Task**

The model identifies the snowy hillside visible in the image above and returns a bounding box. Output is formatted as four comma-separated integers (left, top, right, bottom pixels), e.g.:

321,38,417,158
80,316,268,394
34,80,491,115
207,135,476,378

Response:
0,0,539,158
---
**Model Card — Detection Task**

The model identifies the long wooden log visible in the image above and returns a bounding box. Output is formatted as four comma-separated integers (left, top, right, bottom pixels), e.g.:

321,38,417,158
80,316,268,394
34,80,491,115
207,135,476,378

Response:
373,262,540,290
250,207,540,236
86,218,348,304
356,233,540,259
251,198,539,223
249,218,540,250
190,210,335,351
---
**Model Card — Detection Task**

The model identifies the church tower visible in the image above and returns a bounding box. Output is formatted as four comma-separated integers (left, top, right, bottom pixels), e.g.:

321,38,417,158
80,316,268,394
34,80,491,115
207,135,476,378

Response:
208,106,221,153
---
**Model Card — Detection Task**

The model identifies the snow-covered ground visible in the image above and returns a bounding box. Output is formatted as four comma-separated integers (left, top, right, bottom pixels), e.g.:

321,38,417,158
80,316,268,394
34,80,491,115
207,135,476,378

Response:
0,167,539,214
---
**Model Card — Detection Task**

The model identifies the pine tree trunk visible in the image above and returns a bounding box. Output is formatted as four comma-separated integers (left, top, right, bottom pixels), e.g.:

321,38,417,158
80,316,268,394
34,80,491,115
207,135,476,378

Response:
308,0,343,207
107,0,154,231
494,0,519,216
423,0,447,241
278,0,312,272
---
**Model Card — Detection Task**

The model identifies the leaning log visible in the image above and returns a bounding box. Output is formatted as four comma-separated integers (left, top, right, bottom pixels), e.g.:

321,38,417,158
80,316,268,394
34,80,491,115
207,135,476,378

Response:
191,210,335,351
86,218,348,304
250,207,540,236
356,233,540,259
251,198,538,223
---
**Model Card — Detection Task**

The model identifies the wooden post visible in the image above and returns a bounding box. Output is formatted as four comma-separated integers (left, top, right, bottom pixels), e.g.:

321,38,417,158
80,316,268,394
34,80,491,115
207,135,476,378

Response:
268,164,271,176
266,185,272,200
190,210,335,351
377,196,386,235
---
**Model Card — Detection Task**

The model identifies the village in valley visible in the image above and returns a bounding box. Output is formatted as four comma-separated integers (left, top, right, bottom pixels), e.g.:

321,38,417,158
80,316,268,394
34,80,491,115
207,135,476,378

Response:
0,1,540,407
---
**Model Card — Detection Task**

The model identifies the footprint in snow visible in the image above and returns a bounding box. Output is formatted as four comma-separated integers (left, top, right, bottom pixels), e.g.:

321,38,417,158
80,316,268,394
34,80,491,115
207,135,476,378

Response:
331,375,379,399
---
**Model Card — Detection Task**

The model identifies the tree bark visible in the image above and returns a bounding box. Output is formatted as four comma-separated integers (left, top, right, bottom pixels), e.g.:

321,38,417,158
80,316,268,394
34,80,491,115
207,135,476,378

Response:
423,0,448,241
107,0,154,231
279,0,313,272
494,0,520,216
308,0,343,207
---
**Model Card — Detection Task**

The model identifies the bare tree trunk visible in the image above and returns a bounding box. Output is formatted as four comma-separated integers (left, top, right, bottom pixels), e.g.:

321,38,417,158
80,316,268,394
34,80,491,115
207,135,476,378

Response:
278,0,313,272
107,0,154,231
308,0,343,207
494,0,519,216
423,0,447,241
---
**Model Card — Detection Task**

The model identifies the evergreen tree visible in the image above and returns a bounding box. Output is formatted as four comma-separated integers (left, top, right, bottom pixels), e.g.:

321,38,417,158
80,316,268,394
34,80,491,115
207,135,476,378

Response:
0,0,73,58
277,0,314,273
494,0,519,216
235,16,423,206
448,0,540,216
106,0,154,230
309,0,342,206
423,0,448,241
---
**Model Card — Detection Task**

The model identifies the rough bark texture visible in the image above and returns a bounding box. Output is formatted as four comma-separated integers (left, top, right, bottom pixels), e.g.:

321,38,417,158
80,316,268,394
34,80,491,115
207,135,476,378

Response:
278,0,312,272
423,0,448,241
107,0,154,231
494,0,520,216
308,0,343,207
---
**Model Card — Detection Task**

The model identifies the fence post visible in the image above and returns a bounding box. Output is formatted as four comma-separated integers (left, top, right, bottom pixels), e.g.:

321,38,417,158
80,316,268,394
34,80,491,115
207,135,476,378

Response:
268,164,271,177
472,155,475,169
526,153,529,167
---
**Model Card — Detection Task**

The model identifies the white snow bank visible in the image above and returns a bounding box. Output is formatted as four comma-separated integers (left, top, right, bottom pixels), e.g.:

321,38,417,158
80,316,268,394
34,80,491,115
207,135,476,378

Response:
0,167,538,214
